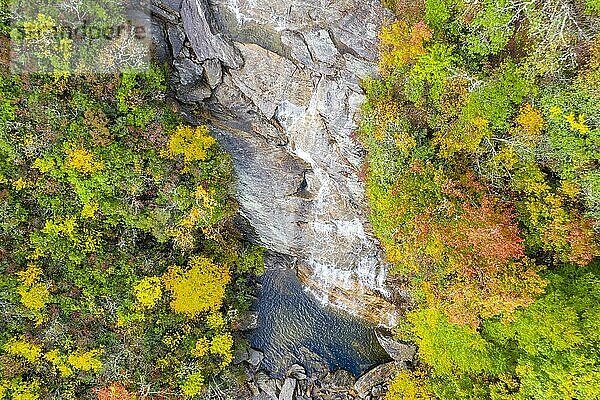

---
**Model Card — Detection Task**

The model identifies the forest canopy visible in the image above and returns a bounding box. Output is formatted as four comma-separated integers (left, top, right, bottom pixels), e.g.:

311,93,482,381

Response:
0,19,263,399
360,0,600,399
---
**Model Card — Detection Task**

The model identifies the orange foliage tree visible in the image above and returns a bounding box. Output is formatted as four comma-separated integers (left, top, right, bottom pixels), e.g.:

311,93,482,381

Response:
95,383,136,400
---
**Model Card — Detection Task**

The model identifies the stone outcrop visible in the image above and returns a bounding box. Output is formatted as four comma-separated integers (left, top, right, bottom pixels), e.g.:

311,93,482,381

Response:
180,0,243,68
151,0,398,326
375,330,417,363
353,362,400,399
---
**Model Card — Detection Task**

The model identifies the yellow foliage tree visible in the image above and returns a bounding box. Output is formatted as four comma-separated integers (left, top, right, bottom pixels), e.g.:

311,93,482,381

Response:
515,103,544,135
18,284,50,311
133,277,162,309
32,157,55,173
191,337,209,358
181,372,204,397
206,312,225,330
209,333,233,368
23,13,55,40
17,265,43,286
41,217,77,239
162,125,216,169
81,202,99,218
15,265,50,313
44,349,73,377
12,177,31,191
162,256,230,318
385,370,432,400
4,338,42,363
3,379,40,400
67,349,103,372
64,147,104,174
564,112,590,134
379,20,432,73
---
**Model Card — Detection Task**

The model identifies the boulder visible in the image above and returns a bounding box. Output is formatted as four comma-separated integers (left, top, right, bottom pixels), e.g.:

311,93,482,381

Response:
280,30,314,67
248,348,265,367
278,378,296,400
287,364,307,380
151,0,180,23
375,330,416,362
298,346,329,379
329,369,355,390
203,58,223,89
255,371,278,399
173,56,203,86
166,25,185,57
353,362,398,399
180,0,242,68
174,82,211,103
303,29,340,65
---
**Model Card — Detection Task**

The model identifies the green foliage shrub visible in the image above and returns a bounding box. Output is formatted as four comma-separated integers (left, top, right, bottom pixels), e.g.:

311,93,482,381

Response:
0,1,9,35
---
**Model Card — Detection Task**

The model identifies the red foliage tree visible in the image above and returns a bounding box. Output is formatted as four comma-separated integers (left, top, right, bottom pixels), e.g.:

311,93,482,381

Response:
95,383,136,400
447,195,525,277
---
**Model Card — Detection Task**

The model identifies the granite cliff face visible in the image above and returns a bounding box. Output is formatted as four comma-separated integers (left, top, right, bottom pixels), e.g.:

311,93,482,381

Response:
151,0,397,326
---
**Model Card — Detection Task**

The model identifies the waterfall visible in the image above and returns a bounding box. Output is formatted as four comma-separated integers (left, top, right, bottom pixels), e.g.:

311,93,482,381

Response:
153,0,397,325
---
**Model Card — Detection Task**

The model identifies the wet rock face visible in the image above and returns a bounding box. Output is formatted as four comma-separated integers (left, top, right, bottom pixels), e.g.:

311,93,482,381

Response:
152,0,397,325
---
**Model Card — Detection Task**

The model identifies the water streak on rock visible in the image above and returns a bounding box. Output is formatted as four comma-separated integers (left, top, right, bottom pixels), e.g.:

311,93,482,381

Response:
152,0,398,326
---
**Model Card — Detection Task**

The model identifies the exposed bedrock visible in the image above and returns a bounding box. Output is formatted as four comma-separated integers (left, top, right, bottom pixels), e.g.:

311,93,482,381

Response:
151,0,399,326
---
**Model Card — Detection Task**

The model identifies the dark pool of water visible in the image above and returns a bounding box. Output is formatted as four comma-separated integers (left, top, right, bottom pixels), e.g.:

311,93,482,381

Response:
248,255,391,377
